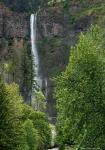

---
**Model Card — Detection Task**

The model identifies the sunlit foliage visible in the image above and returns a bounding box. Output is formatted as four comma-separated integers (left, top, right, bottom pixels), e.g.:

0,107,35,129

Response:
55,25,105,149
0,81,51,150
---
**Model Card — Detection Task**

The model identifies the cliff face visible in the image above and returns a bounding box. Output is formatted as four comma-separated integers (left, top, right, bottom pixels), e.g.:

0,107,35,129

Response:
0,2,29,61
0,3,29,38
0,2,32,104
37,7,74,121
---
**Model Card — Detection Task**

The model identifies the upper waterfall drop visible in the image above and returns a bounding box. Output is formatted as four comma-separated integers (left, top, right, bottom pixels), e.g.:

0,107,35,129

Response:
30,14,42,88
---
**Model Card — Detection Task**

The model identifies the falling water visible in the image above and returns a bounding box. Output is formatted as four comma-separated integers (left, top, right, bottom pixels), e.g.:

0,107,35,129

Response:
31,14,58,150
45,78,48,98
30,14,42,88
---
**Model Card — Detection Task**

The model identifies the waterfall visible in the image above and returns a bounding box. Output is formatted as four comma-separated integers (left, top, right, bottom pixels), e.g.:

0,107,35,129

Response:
45,78,48,98
30,14,55,123
30,14,42,88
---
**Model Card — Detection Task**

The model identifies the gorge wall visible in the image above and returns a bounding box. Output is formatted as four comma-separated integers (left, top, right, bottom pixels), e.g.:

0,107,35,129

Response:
0,2,32,103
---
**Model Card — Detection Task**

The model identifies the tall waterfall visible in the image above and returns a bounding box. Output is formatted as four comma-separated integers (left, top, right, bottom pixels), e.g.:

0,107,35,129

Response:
30,14,42,88
30,14,55,124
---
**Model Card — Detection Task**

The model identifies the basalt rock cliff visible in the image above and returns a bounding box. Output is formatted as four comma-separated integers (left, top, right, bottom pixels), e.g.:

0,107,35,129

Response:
0,2,31,103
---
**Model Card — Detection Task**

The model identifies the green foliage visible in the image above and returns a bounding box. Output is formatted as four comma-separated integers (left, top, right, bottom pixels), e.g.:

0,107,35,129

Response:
55,25,105,149
3,40,34,101
22,42,34,92
0,80,51,149
0,82,26,149
23,104,51,149
23,119,40,150
32,90,46,111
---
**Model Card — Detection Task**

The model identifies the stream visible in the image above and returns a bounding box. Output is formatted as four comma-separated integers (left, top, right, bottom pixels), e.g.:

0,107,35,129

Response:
47,125,59,150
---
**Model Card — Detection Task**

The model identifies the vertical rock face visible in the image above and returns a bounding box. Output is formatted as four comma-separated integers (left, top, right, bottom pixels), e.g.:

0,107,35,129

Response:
0,3,29,38
38,6,74,123
0,11,3,37
0,2,29,57
0,2,31,104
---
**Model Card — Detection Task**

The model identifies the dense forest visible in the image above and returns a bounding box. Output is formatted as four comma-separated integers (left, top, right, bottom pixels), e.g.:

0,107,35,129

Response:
0,0,105,150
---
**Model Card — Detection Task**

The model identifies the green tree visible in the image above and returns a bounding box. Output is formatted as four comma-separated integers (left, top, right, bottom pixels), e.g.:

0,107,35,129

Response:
23,104,51,150
0,82,26,150
23,119,40,150
55,25,105,149
0,79,51,149
32,90,46,111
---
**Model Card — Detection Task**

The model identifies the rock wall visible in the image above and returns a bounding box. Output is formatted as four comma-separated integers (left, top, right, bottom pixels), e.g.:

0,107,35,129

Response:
0,3,29,38
38,6,76,123
0,2,32,104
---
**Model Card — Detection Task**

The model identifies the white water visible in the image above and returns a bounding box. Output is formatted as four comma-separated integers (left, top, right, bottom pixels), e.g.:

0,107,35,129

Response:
47,126,58,150
30,14,42,88
45,78,48,98
48,148,58,150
